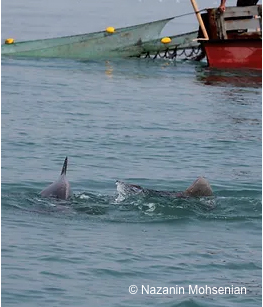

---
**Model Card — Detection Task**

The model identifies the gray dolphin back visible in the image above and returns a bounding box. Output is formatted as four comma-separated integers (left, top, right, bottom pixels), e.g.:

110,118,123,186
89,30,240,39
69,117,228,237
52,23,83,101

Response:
116,176,213,199
40,157,71,200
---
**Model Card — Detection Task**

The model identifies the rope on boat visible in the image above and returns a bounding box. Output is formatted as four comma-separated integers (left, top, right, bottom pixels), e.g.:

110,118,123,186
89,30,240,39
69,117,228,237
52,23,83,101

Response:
172,9,207,20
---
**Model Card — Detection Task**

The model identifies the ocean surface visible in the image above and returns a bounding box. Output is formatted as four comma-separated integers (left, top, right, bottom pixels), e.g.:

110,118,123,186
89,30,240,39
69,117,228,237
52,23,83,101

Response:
1,0,262,306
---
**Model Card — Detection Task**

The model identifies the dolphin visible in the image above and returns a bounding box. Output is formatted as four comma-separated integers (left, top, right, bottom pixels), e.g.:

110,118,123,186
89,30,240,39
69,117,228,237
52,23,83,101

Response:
40,157,72,200
116,176,213,199
183,177,213,197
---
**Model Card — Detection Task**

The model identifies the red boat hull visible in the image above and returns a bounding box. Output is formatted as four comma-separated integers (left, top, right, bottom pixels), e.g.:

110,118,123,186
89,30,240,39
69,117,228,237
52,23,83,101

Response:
203,39,262,70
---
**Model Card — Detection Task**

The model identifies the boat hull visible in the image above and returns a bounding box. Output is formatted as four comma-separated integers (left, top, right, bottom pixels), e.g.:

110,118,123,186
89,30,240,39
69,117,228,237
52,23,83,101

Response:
203,39,262,70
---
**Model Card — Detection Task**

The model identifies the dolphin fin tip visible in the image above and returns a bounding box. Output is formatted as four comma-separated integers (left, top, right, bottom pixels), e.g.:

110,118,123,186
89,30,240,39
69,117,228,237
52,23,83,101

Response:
61,156,68,175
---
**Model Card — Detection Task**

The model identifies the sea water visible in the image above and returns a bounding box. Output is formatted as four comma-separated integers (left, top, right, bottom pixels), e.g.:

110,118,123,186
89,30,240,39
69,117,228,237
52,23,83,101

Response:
2,0,262,306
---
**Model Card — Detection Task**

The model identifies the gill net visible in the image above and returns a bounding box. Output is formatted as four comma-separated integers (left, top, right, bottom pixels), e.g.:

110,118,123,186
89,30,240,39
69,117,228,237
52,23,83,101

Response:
140,45,202,60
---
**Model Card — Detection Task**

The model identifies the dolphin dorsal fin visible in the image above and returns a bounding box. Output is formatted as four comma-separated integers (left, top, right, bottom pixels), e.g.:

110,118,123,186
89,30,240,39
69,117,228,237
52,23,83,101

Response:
61,157,68,175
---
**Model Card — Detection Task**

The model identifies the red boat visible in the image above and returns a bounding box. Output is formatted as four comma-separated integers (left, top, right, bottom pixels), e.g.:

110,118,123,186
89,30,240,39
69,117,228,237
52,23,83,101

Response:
191,1,262,70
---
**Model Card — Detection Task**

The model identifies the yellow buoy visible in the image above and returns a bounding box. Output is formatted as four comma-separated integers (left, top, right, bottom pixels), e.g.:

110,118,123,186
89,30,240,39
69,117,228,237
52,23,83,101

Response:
5,38,15,44
106,27,115,34
161,37,171,44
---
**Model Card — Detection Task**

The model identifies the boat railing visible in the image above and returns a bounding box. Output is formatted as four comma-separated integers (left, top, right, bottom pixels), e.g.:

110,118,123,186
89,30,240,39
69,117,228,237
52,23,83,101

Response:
205,5,262,40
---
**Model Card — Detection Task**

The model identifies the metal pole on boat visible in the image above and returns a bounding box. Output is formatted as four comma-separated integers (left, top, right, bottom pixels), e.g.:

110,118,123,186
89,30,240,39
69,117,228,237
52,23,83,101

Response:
190,0,209,39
